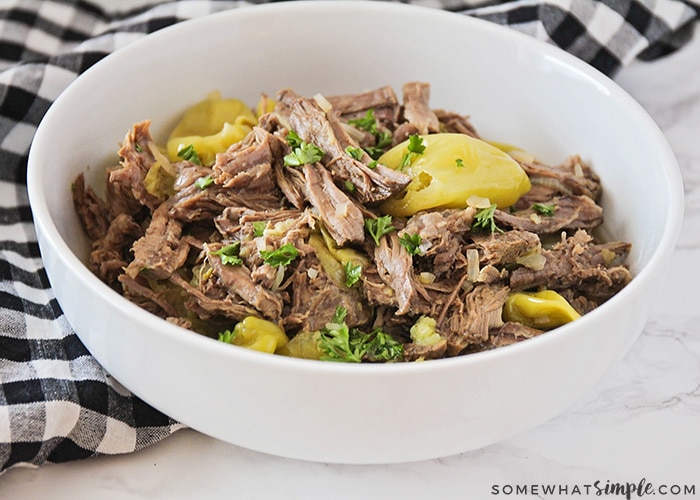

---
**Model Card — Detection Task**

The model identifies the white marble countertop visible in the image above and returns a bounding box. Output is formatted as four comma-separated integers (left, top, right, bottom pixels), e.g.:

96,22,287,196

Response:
2,21,699,500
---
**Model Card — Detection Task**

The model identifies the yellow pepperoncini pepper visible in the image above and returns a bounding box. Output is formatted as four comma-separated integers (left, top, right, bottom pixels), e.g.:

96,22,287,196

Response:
307,230,368,289
379,133,531,217
229,316,289,354
503,290,581,330
166,92,257,165
277,331,323,360
410,316,443,346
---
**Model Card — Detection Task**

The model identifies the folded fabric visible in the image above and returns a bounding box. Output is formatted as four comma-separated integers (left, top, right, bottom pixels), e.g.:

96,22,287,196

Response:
1,0,697,473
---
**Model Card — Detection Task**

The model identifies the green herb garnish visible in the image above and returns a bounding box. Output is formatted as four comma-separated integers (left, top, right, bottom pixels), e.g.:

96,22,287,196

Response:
364,215,395,245
348,109,393,160
318,307,363,363
210,242,243,266
362,328,403,363
286,130,304,148
348,110,378,132
218,329,237,344
532,203,556,216
194,175,213,189
398,134,426,170
455,158,464,168
284,131,325,166
259,243,299,267
345,146,364,160
252,221,267,237
398,233,422,256
472,204,503,234
344,261,362,288
177,144,202,165
318,306,403,363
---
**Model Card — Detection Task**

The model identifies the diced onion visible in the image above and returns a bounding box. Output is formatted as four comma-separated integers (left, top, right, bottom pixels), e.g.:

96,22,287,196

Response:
466,195,492,209
530,176,573,195
335,202,349,218
313,93,333,113
508,149,536,164
147,142,176,176
418,272,436,284
516,250,546,270
466,248,480,282
271,264,286,291
340,122,366,143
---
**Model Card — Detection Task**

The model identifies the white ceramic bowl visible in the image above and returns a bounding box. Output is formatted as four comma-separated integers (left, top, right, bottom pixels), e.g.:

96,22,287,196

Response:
27,1,683,464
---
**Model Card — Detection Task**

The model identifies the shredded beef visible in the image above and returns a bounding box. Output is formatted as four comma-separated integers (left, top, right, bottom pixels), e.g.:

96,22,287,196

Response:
72,173,110,241
280,90,411,204
284,254,371,333
73,82,633,362
302,163,365,246
326,85,401,124
488,322,544,349
518,155,602,201
373,232,432,316
509,230,632,302
495,195,604,234
470,230,541,267
124,202,190,280
206,242,285,320
440,283,510,356
109,120,163,211
401,81,440,136
89,213,142,286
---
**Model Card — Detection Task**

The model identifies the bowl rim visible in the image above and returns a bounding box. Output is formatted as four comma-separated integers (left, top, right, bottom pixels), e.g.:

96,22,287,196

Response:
27,0,685,376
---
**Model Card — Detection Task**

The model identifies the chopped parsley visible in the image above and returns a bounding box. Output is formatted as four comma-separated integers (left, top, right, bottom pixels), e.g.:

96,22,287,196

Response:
194,175,213,189
252,221,267,237
344,180,356,193
318,307,362,362
362,328,404,363
364,215,395,245
218,329,237,344
345,145,364,160
177,144,202,165
398,232,422,256
455,158,465,168
318,306,403,363
259,243,299,267
344,261,362,287
285,130,304,148
532,203,556,216
134,142,143,153
348,109,393,160
399,134,426,170
348,109,378,132
284,131,325,166
472,204,503,234
210,242,243,266
364,132,393,160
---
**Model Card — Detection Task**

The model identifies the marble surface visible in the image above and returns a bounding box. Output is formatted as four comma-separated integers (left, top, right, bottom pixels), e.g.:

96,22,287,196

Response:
2,24,699,500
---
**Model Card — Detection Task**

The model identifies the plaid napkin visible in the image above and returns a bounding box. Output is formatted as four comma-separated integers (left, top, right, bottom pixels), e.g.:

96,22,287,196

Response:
1,0,697,474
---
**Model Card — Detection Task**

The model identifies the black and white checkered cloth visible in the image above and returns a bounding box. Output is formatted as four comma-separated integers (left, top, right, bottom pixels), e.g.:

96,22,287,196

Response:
1,0,697,473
